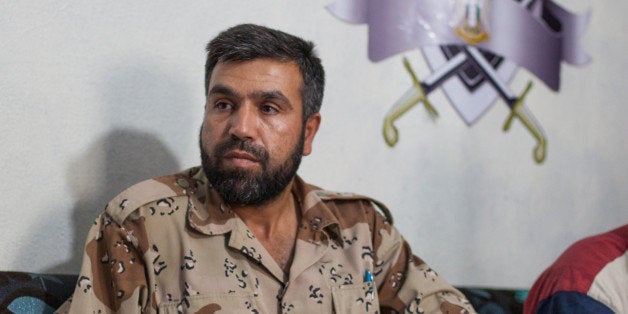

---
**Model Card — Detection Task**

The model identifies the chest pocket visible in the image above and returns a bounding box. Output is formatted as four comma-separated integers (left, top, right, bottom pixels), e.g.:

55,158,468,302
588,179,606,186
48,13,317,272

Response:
331,281,380,313
158,291,258,313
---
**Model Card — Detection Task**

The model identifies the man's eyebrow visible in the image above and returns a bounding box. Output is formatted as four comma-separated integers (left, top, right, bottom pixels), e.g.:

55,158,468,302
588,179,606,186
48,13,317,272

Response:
209,85,294,109
208,84,241,100
251,90,293,109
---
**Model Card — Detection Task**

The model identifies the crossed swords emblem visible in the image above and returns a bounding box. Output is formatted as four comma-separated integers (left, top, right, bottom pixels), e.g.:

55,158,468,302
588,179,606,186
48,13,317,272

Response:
327,0,589,164
383,0,549,163
383,45,546,163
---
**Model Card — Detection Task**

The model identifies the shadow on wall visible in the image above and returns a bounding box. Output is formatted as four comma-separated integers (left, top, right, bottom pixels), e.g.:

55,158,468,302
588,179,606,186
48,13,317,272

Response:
45,129,180,274
41,58,197,275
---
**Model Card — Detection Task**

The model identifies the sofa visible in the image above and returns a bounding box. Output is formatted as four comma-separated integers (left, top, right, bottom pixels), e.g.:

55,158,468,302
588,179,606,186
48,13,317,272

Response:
0,271,527,313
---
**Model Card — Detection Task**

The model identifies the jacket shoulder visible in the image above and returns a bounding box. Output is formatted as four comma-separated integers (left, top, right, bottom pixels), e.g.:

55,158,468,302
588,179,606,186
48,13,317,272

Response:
314,190,394,224
105,166,205,224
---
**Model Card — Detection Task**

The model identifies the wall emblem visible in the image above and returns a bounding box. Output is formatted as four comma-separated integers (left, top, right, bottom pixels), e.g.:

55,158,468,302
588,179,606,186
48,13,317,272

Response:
328,0,590,163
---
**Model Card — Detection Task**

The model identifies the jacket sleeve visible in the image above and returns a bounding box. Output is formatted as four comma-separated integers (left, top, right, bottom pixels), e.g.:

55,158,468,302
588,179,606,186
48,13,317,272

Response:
56,212,150,313
535,291,615,314
369,204,476,314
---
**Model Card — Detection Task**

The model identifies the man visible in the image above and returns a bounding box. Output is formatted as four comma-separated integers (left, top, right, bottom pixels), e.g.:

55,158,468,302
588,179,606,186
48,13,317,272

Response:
524,224,628,314
57,24,474,313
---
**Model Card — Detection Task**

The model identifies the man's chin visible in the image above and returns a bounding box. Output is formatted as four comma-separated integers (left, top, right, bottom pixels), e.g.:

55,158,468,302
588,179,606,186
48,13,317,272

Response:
220,165,262,178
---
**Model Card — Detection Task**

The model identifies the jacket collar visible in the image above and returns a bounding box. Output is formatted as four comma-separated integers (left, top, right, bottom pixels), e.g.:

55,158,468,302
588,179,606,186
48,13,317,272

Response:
186,170,343,246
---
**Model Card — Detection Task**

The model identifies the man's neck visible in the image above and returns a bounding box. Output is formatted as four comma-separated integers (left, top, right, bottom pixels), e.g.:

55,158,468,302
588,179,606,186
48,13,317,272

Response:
230,180,301,274
230,180,300,239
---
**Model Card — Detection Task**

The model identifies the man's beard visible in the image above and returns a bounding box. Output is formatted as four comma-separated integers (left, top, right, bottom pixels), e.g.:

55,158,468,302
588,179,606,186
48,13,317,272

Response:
200,130,304,206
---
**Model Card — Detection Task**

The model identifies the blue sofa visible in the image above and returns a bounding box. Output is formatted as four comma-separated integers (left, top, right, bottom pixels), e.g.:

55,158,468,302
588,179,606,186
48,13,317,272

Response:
0,271,527,313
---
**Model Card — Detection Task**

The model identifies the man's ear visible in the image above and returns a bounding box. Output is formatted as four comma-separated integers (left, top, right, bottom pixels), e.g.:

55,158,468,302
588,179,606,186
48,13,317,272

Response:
302,113,321,156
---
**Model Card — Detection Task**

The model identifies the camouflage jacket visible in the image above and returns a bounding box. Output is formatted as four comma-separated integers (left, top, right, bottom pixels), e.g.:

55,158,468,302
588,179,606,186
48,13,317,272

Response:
57,166,474,313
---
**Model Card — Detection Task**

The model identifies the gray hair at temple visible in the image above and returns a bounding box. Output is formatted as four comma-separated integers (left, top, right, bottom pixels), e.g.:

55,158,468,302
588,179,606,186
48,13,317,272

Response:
204,24,325,121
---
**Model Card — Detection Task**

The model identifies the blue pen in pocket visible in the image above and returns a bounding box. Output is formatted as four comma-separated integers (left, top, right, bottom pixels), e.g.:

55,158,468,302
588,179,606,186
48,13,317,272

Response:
364,261,375,302
364,269,373,283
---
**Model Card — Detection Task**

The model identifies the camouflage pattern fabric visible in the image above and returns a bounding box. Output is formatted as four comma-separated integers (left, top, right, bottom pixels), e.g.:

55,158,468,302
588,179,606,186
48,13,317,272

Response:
56,166,475,313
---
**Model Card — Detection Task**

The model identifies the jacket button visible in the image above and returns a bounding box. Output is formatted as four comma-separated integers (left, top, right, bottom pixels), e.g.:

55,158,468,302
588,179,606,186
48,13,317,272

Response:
176,178,190,189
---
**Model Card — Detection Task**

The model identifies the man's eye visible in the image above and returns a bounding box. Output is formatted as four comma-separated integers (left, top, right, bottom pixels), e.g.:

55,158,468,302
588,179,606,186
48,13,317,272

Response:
261,104,279,114
214,101,232,110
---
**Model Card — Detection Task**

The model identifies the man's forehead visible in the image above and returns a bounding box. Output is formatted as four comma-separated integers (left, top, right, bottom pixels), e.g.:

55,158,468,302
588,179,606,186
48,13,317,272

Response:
208,59,303,96
212,59,301,78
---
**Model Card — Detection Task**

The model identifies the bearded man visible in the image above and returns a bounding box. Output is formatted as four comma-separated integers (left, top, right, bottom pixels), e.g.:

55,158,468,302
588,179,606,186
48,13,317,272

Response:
57,24,475,314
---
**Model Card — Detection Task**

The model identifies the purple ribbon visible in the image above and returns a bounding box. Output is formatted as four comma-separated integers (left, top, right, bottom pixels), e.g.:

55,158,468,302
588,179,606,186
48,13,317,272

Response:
327,0,590,91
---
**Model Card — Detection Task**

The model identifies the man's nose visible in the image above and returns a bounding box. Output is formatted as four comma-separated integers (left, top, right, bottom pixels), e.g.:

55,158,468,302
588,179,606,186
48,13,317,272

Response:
228,104,258,140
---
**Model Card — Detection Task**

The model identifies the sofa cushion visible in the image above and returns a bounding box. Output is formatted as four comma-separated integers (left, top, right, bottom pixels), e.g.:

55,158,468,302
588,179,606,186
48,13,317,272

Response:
0,272,76,313
0,271,526,313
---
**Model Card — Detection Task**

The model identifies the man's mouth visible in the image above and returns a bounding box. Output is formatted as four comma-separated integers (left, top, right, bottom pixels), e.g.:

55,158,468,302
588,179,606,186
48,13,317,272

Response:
222,150,260,167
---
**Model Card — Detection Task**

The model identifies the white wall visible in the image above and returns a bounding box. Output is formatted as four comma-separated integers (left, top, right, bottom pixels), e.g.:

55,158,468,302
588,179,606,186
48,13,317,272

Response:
1,0,626,288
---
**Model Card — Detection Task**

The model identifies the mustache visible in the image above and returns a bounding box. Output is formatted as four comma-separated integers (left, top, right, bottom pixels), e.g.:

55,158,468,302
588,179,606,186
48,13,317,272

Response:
213,137,269,163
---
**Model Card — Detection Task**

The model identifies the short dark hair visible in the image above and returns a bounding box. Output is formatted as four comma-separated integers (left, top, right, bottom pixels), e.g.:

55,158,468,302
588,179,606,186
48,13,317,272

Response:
205,24,325,120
